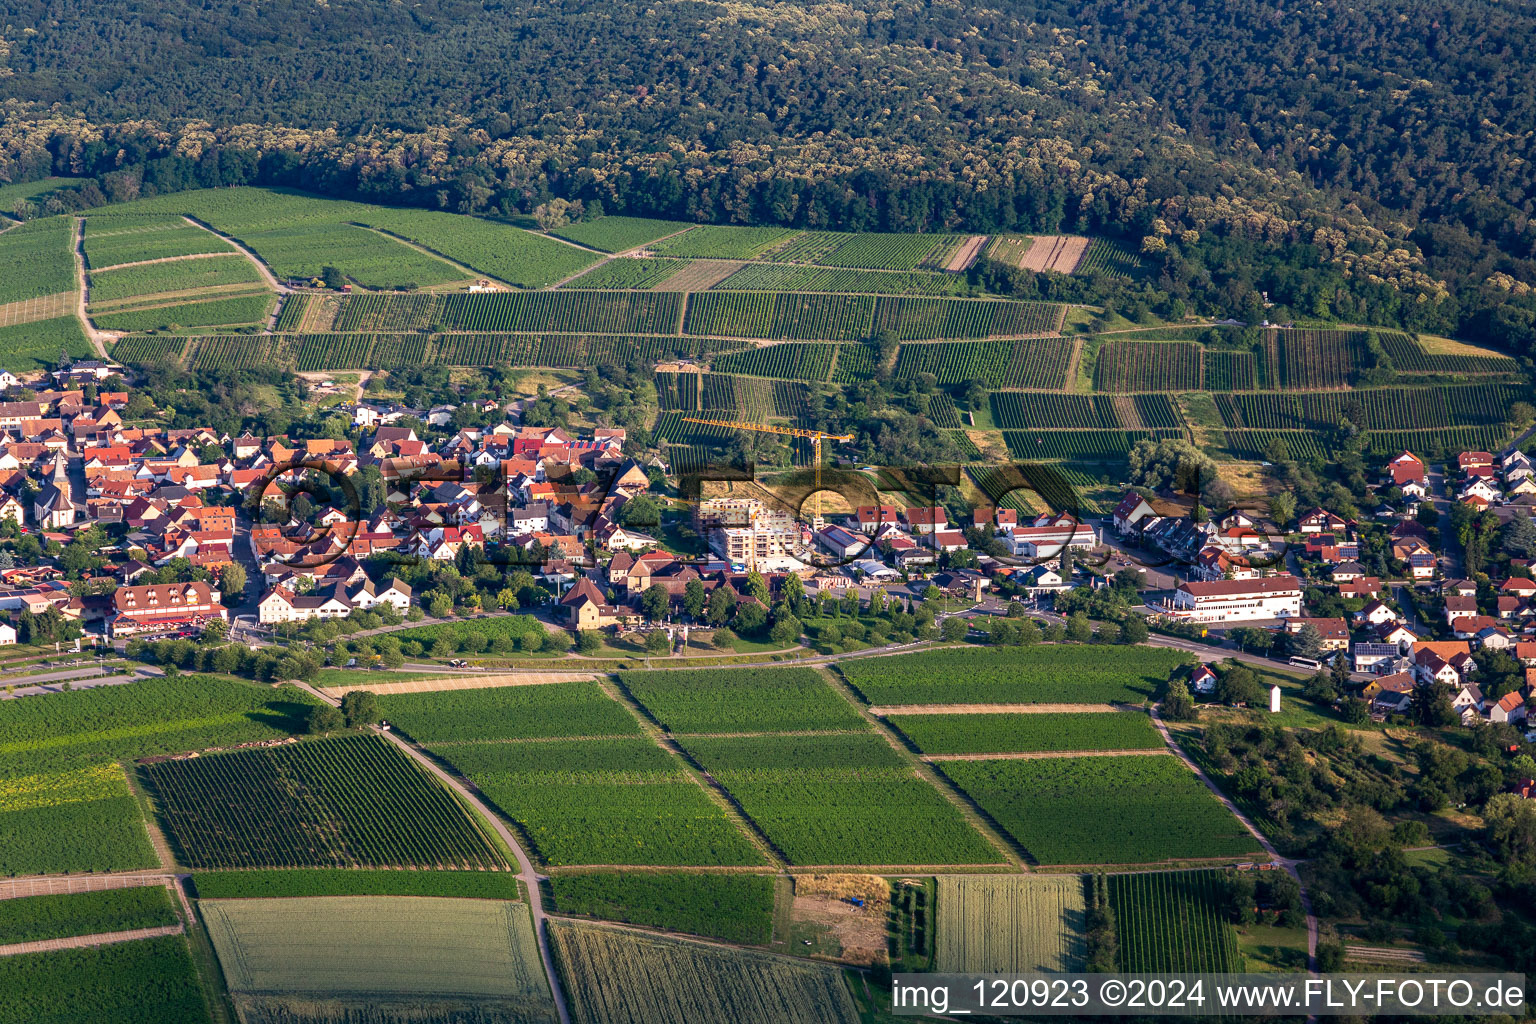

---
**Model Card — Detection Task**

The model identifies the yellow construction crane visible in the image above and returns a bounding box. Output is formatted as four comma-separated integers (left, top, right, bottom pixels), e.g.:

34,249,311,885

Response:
680,417,853,520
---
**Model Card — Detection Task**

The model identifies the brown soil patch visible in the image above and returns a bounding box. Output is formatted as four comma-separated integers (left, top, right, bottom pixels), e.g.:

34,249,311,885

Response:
790,874,889,966
653,260,744,291
945,235,988,272
1019,236,1091,273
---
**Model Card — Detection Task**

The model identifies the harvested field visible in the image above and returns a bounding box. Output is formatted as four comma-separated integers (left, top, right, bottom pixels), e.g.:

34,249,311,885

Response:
0,291,74,327
1017,236,1090,273
935,875,1086,973
944,235,988,272
550,919,860,1024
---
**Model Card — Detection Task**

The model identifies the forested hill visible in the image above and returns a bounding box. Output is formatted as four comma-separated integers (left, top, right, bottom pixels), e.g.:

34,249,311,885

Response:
2,0,1536,345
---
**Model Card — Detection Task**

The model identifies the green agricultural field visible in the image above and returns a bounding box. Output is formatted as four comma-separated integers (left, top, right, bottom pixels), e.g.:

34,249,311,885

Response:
1110,870,1243,972
548,872,776,944
203,896,558,1023
82,221,234,267
553,216,692,252
0,885,178,944
939,754,1262,865
934,875,1087,973
0,178,82,217
570,257,689,288
140,733,505,870
192,869,523,901
679,734,1000,866
550,919,861,1024
0,675,316,876
838,644,1189,706
648,225,798,259
88,254,264,303
887,712,1164,754
92,292,273,332
618,668,865,733
0,315,94,372
376,681,641,743
428,737,764,867
0,935,212,1024
359,206,601,288
0,217,76,305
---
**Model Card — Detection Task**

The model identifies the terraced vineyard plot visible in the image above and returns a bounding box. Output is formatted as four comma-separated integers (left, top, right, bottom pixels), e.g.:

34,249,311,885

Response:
435,290,682,333
1363,426,1513,455
940,755,1260,865
1133,394,1182,428
551,920,861,1024
360,208,602,287
1077,237,1145,277
112,335,189,365
1110,871,1243,972
569,258,689,289
1261,329,1364,389
935,875,1087,973
652,412,745,445
83,224,234,267
839,645,1188,706
991,392,1119,429
761,231,848,264
180,334,302,370
0,315,94,372
649,225,798,259
815,232,962,270
1221,430,1329,461
271,293,310,331
294,332,429,370
332,291,437,331
680,735,999,865
553,216,692,252
714,263,971,294
92,292,273,332
684,291,874,340
0,935,212,1024
430,738,764,867
1215,383,1525,431
376,680,640,743
620,668,865,734
888,711,1163,754
0,217,76,304
1094,341,1201,391
1202,349,1257,390
140,733,505,869
712,343,836,380
1380,332,1520,374
656,370,702,410
203,896,558,1022
872,296,1062,339
830,342,881,382
549,872,775,944
927,393,963,427
88,254,265,303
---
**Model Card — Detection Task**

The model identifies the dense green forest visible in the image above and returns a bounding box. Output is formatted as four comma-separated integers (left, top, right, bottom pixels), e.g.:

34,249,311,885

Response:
4,0,1536,350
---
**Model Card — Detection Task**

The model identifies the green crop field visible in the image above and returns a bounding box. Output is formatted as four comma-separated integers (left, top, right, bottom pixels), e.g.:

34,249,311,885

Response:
713,263,973,295
88,254,265,303
140,733,505,870
0,315,94,371
0,217,76,305
203,896,558,1023
939,755,1262,865
0,935,211,1024
570,257,689,289
192,869,523,901
0,886,177,944
648,225,798,259
1110,870,1243,972
0,675,315,876
887,711,1164,754
678,733,1000,866
92,292,273,332
839,644,1189,706
548,872,776,944
684,291,875,340
618,668,865,733
553,216,692,252
0,178,81,216
82,220,234,267
377,681,641,743
354,206,600,287
934,875,1087,973
550,919,861,1024
426,737,764,867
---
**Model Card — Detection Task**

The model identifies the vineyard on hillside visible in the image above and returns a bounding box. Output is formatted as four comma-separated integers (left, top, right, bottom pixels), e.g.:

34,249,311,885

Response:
871,296,1063,339
1109,871,1243,972
683,292,875,340
892,337,1074,388
1202,350,1258,390
1093,341,1202,391
1215,383,1524,431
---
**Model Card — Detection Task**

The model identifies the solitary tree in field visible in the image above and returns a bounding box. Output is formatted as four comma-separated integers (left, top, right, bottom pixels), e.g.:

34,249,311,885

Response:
307,704,344,734
644,630,671,655
341,690,380,729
